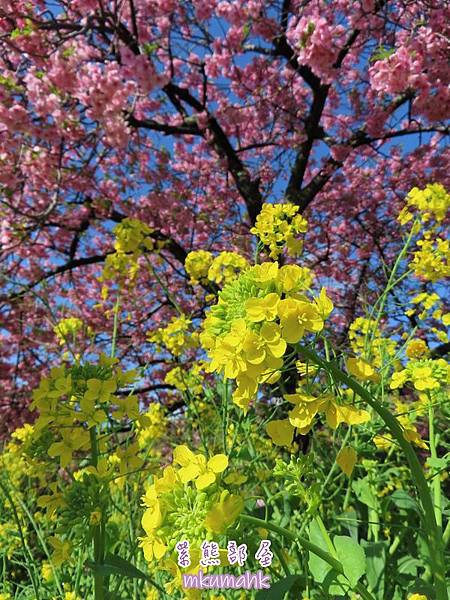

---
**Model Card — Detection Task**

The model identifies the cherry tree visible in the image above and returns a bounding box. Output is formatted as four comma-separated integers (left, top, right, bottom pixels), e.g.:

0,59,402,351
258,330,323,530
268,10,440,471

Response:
0,0,448,433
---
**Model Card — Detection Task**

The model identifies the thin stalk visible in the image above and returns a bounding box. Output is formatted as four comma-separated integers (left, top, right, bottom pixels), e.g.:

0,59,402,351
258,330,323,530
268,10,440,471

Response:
90,426,105,600
428,402,442,529
319,426,351,501
222,378,229,454
443,519,450,548
271,539,291,576
110,294,121,359
315,515,338,559
365,224,416,358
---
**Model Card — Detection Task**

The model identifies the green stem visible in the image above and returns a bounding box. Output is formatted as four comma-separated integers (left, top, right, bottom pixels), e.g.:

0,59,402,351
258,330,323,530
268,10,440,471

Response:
443,519,450,548
315,516,338,559
110,294,121,359
222,378,229,454
388,534,401,557
365,225,416,357
428,402,442,529
319,426,351,502
90,427,105,600
241,514,376,600
271,539,291,576
297,344,448,600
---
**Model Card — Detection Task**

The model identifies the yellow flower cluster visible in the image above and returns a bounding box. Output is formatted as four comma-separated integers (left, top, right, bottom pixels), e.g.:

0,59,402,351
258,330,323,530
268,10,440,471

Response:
53,317,92,346
373,396,428,451
0,522,21,559
410,236,450,282
101,217,154,283
390,358,449,393
201,261,330,410
139,445,242,563
0,423,47,488
207,251,249,285
398,184,450,283
149,314,196,357
406,292,450,344
266,392,370,448
29,355,138,468
250,203,308,259
164,363,204,395
405,339,429,359
348,317,396,368
398,183,449,225
136,403,168,449
185,250,213,284
185,250,248,286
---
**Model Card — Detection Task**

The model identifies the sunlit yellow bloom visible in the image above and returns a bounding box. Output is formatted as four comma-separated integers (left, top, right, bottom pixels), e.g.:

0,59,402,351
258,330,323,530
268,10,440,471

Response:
320,395,370,430
251,203,308,259
185,250,213,283
251,261,279,286
390,370,408,389
278,264,314,292
47,428,90,468
410,365,439,390
173,445,228,490
347,357,380,383
405,339,429,359
266,419,294,447
314,287,334,319
245,293,280,322
278,298,323,343
403,428,428,449
205,490,244,533
207,251,248,284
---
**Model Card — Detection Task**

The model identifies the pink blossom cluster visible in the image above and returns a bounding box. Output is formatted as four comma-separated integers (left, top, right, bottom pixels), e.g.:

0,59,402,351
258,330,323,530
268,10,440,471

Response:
0,0,448,434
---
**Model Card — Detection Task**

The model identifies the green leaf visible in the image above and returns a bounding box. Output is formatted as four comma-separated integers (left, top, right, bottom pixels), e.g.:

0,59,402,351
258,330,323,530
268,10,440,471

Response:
255,574,301,600
397,556,422,576
333,536,366,588
86,553,150,581
370,46,395,62
362,540,387,599
352,477,378,510
427,456,448,470
389,490,420,513
308,520,333,583
325,570,348,596
143,42,158,55
338,508,359,541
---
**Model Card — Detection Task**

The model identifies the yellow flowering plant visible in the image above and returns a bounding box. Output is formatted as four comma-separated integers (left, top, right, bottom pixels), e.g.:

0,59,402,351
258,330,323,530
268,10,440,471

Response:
1,190,449,600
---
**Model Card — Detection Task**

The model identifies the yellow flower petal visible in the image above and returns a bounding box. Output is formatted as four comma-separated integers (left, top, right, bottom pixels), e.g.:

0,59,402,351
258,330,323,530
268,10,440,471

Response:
266,419,294,446
336,447,357,477
207,454,229,474
173,445,196,466
195,472,216,490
